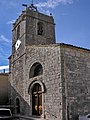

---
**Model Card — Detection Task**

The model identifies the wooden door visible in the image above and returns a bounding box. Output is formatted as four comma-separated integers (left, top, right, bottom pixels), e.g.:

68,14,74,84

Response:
32,83,42,115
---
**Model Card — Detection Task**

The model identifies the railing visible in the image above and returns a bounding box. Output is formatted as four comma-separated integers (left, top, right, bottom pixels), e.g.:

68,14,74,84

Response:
13,115,41,120
13,115,33,120
13,110,57,120
44,110,57,119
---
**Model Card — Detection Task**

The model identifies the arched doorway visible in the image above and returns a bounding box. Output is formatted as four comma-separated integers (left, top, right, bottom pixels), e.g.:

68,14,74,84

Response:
28,80,45,116
32,83,42,116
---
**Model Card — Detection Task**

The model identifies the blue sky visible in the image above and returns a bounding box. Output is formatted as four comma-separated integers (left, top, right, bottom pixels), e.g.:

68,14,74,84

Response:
0,0,90,72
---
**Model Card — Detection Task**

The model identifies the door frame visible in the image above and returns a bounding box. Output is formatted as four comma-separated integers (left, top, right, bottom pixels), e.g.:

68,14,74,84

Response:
32,83,42,115
28,80,45,117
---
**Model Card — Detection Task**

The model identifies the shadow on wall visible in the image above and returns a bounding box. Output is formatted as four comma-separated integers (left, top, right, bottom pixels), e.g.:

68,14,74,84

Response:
8,81,30,115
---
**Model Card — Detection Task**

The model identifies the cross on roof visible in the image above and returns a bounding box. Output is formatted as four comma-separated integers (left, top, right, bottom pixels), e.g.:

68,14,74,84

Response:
30,0,37,11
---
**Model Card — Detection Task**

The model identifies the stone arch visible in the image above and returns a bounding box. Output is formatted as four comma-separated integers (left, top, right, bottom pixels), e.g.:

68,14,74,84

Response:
28,80,45,116
29,62,43,78
28,80,45,94
37,22,44,35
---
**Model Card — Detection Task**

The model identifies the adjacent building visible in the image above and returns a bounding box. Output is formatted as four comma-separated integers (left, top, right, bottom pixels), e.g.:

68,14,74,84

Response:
0,73,8,105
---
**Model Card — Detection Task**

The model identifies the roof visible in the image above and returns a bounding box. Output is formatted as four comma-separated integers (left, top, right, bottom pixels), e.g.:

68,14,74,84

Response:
60,43,90,52
26,43,90,52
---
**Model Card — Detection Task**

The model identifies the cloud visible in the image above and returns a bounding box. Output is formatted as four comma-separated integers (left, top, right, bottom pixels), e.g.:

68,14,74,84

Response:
0,35,11,43
0,65,9,73
0,65,9,70
36,0,73,9
7,20,15,25
0,34,11,64
38,7,51,15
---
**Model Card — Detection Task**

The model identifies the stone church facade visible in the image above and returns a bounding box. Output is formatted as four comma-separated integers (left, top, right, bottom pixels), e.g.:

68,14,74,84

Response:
9,5,90,120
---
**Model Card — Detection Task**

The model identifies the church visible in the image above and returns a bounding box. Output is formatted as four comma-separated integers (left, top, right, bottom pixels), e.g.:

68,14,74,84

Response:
9,4,90,120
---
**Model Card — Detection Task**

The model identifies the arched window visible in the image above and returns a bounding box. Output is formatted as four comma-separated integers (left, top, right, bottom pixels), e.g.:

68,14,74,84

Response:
34,64,43,76
32,83,42,115
29,62,43,78
37,22,44,35
17,25,20,39
16,98,20,114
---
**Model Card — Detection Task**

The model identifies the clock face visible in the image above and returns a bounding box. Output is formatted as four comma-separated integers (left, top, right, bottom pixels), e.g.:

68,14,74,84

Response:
15,40,21,51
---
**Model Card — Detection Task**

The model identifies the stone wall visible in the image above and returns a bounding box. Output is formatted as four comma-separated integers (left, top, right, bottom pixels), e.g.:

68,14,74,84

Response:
61,44,90,120
25,9,56,45
9,43,90,120
0,73,8,104
24,45,62,119
9,44,63,120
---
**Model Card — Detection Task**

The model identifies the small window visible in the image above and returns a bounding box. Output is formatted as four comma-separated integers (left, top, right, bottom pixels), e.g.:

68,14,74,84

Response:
37,22,44,36
16,98,20,114
17,25,20,39
29,62,43,78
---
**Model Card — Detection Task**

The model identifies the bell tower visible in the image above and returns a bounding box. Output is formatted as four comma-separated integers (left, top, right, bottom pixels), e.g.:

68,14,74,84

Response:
12,4,56,54
9,3,57,117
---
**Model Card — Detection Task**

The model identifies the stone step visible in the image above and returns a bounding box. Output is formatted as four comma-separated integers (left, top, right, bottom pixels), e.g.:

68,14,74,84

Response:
14,115,47,120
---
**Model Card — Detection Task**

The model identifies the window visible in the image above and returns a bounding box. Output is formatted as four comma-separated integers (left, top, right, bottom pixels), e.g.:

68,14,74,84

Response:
37,22,44,35
17,25,20,39
34,64,43,76
29,62,43,78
